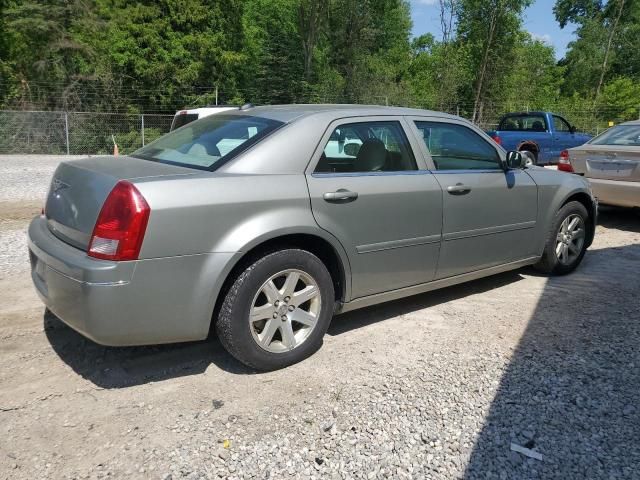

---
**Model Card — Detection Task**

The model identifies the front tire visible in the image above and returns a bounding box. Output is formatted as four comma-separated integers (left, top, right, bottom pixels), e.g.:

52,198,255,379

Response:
216,249,334,371
534,201,589,275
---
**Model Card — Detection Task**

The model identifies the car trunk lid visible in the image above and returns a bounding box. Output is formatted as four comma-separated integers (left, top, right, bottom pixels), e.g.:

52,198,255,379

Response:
570,145,640,182
45,156,199,250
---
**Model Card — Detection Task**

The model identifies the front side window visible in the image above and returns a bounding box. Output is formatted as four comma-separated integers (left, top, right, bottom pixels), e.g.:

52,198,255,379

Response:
415,121,501,170
499,114,547,132
133,114,283,170
314,121,417,173
553,116,572,133
590,125,640,146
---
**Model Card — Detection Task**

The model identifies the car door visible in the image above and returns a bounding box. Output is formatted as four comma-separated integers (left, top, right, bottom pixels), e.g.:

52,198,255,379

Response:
552,115,578,156
409,117,538,279
306,117,443,299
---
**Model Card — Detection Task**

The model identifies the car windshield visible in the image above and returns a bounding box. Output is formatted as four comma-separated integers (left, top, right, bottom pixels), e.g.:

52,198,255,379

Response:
133,114,284,170
589,125,640,146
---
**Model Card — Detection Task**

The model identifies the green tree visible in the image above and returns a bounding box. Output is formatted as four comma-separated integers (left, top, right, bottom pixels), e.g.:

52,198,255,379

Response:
95,0,245,111
502,33,564,109
601,77,640,121
324,0,412,103
2,0,98,110
456,0,533,123
555,0,638,102
241,0,306,103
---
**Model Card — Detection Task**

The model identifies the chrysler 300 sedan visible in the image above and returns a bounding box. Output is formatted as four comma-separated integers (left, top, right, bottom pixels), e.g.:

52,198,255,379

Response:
28,105,597,370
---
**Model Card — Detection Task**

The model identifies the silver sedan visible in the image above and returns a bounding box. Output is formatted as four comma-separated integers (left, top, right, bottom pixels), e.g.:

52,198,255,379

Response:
28,105,597,370
561,120,640,208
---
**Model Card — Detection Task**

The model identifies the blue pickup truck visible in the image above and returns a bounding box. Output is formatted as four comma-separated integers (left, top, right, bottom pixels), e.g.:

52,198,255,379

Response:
486,111,591,165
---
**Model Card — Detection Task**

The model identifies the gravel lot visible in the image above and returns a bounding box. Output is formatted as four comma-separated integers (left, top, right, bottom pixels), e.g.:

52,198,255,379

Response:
1,155,639,479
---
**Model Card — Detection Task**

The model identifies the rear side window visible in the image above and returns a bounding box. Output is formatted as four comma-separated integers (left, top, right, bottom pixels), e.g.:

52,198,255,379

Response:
315,121,417,173
499,115,547,132
415,121,501,170
170,113,199,131
133,114,283,170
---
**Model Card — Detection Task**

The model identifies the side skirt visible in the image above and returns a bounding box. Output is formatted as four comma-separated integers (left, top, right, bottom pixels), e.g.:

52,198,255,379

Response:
336,256,540,314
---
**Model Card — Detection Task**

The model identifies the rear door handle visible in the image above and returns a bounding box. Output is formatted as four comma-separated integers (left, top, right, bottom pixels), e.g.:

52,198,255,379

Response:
446,183,471,194
323,189,358,202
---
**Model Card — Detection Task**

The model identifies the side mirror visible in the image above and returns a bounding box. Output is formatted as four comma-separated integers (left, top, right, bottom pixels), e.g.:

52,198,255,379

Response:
506,151,524,169
569,125,576,134
344,142,361,157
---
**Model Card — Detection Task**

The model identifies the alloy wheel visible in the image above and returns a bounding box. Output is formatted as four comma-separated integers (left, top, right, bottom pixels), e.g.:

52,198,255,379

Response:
555,214,585,265
249,269,322,353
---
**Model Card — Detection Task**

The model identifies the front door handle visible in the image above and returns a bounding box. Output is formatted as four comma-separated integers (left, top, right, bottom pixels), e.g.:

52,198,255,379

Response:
446,183,471,195
323,189,358,202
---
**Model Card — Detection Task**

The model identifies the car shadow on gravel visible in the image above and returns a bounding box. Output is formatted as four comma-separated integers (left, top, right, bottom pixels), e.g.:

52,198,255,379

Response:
597,205,640,233
464,234,640,474
43,311,254,388
45,270,526,388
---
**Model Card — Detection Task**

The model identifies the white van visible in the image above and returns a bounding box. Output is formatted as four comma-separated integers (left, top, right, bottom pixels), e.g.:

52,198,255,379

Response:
170,106,239,131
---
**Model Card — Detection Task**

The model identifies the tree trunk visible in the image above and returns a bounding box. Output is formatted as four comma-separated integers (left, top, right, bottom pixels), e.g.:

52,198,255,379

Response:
472,1,499,123
594,0,625,106
298,0,327,82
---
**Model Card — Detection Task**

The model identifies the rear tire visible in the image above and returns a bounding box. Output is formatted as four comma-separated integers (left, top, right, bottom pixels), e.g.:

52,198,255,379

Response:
520,150,537,166
216,249,334,371
534,201,589,275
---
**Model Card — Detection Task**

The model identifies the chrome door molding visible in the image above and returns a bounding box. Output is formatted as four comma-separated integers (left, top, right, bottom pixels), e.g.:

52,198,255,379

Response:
356,234,442,254
442,220,536,241
338,255,540,313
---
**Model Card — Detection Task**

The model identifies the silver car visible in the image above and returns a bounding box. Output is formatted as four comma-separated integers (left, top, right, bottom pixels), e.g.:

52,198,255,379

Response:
561,120,640,208
28,105,597,370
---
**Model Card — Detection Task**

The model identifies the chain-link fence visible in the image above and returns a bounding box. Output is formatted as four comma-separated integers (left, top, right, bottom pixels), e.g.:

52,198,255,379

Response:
0,111,173,155
1,103,638,155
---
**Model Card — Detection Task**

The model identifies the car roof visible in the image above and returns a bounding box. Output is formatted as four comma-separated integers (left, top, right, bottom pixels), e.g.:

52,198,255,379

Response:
220,104,461,123
620,120,640,126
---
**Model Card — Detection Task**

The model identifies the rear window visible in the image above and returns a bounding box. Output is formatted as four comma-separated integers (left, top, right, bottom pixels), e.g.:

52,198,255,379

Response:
499,115,547,132
590,125,640,146
133,114,284,170
170,113,198,131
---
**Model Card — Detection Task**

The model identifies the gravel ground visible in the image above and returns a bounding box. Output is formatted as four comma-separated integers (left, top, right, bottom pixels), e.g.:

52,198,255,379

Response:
1,155,639,479
0,155,83,204
0,155,84,279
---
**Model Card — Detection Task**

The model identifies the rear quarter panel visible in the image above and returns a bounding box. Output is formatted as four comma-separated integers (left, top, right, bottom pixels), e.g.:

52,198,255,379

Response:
132,173,352,297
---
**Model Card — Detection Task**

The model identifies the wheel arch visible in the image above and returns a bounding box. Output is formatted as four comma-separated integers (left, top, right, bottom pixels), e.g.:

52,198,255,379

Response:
560,191,596,247
209,229,352,333
517,140,540,156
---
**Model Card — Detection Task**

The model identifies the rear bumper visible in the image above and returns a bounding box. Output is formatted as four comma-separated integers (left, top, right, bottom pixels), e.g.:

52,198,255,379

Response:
28,216,234,346
588,178,640,208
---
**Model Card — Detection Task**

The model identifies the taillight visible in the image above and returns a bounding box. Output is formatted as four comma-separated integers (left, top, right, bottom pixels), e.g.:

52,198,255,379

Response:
557,150,574,172
88,181,150,261
491,135,502,145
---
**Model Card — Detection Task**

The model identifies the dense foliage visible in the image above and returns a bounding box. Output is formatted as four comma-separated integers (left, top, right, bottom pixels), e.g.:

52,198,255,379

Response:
0,0,638,127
